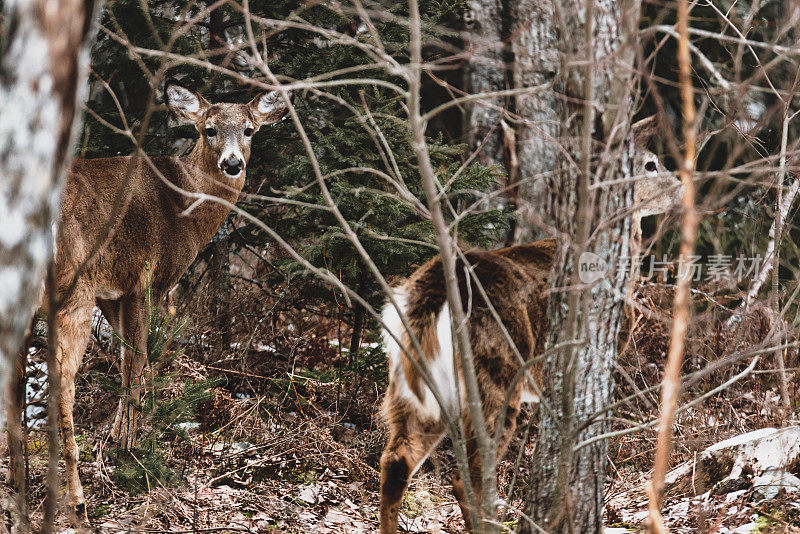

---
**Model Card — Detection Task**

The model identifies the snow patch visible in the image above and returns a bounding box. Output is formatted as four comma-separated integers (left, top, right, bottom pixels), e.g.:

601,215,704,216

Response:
752,467,800,500
91,308,114,343
706,426,800,479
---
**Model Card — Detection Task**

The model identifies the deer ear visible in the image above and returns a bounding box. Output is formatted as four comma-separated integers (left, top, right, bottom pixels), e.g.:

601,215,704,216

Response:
165,82,209,124
248,90,292,127
631,115,659,144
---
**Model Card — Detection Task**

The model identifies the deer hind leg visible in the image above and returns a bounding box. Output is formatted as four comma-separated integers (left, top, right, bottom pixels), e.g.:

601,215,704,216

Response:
111,295,148,449
379,404,445,534
452,398,522,533
96,297,121,334
55,295,94,523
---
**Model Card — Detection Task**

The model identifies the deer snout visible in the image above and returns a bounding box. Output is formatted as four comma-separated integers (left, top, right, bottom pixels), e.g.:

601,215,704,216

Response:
221,155,243,177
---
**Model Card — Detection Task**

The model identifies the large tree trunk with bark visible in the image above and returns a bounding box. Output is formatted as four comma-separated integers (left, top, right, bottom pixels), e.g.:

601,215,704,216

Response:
522,1,640,532
0,0,99,425
508,0,561,243
464,0,508,206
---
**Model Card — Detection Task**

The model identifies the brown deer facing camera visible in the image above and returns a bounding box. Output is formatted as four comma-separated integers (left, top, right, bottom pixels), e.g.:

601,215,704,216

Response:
378,140,683,533
9,82,290,521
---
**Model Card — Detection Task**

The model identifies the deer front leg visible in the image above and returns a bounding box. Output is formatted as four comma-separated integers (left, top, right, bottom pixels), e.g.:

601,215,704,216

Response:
111,296,148,449
56,298,93,524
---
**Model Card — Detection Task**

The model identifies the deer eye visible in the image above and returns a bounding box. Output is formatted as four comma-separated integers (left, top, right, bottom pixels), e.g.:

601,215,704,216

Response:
244,127,254,137
205,127,217,137
645,161,657,172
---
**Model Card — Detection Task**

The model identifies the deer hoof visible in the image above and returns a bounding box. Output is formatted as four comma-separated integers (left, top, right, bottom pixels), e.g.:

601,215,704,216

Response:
70,501,88,525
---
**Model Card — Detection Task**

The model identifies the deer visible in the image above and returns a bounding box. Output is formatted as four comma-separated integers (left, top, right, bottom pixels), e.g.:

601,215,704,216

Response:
7,81,291,522
377,135,684,533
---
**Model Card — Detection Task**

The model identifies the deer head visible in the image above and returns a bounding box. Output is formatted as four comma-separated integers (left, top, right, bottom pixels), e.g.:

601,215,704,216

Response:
165,82,291,178
631,117,684,218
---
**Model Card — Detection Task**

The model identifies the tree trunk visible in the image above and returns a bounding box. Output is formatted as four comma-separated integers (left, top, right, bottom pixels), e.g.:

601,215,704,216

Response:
0,0,100,427
508,0,561,243
522,1,640,532
207,217,233,360
348,265,368,363
464,0,508,208
206,6,233,359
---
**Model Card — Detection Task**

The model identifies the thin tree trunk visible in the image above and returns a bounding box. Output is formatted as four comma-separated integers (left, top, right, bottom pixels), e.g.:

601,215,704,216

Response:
348,265,368,363
207,6,233,359
207,217,233,359
6,341,29,531
42,264,62,534
523,1,640,532
647,1,699,529
770,118,792,416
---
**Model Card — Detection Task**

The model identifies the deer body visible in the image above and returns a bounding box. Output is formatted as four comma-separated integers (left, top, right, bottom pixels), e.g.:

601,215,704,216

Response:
62,155,240,299
13,83,290,522
378,138,683,533
379,240,554,533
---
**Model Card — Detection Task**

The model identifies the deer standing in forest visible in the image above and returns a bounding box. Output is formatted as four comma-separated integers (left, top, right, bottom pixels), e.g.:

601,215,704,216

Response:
8,82,291,522
378,134,683,533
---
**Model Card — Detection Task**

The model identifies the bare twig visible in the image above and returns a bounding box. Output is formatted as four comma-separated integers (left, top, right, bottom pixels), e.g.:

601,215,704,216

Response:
647,0,700,530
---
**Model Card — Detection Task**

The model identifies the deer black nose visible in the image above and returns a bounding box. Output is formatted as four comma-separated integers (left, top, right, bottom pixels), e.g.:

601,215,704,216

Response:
221,155,243,176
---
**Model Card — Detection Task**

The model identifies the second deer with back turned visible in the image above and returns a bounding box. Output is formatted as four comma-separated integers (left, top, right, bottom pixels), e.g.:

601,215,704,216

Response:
378,138,683,533
10,82,290,522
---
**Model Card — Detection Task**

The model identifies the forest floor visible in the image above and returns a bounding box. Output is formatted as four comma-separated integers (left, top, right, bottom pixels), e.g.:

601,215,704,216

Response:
3,285,800,533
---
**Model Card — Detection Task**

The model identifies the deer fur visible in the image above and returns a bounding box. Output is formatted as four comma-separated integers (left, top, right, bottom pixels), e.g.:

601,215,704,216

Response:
378,140,683,533
379,239,553,533
9,82,290,522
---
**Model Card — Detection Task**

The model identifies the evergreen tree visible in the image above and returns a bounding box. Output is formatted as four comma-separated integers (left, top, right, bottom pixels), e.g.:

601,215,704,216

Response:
245,1,511,355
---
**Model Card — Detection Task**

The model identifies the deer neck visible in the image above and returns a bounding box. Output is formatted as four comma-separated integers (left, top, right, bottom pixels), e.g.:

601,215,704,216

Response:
630,215,643,266
625,214,644,302
174,139,245,243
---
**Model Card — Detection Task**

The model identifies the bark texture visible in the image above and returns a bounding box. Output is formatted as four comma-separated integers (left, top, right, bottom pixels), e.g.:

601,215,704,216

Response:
207,216,233,359
464,0,508,211
0,0,99,425
523,1,640,532
509,0,561,243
